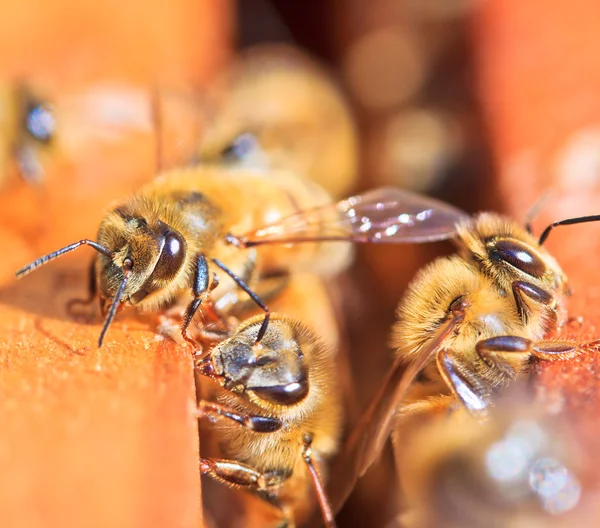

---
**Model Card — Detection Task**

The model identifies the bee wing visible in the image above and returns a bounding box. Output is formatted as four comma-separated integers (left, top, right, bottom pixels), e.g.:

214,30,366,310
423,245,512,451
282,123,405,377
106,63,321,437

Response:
326,311,465,516
235,187,470,246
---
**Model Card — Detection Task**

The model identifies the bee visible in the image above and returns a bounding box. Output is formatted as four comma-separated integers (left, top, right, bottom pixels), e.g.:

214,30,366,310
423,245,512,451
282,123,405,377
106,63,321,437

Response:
197,44,358,199
391,391,597,528
195,313,342,528
294,192,600,516
14,164,355,347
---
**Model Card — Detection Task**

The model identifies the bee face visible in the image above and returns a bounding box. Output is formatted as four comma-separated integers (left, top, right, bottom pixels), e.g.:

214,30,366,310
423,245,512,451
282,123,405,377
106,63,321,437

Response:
211,318,309,406
458,213,569,297
96,211,187,304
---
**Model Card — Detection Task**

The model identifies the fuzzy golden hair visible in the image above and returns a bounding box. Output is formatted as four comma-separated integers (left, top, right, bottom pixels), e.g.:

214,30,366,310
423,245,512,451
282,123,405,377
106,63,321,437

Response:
392,256,524,362
210,314,342,473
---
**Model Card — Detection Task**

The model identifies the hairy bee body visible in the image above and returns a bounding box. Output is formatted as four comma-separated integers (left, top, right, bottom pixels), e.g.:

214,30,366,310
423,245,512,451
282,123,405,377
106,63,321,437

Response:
198,314,342,526
94,164,349,316
211,318,341,469
393,213,569,399
326,206,597,520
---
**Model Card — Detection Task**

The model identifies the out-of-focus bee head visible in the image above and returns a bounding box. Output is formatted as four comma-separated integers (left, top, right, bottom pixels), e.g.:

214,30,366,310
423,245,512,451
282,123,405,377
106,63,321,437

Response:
198,44,358,199
96,198,187,304
207,315,310,406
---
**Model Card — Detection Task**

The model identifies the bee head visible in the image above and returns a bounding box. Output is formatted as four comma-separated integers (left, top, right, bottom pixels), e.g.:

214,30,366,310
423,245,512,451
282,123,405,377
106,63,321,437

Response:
459,213,568,295
209,316,309,406
97,205,187,304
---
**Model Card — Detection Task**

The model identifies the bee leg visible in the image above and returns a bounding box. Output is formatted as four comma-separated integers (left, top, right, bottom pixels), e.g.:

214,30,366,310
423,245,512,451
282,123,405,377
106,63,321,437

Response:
200,458,289,489
215,275,289,316
476,334,599,370
512,280,553,325
200,458,293,526
212,258,270,344
197,400,283,433
440,334,586,414
181,254,211,346
65,258,98,322
529,338,600,360
436,349,492,415
301,433,337,528
200,457,289,492
475,335,533,379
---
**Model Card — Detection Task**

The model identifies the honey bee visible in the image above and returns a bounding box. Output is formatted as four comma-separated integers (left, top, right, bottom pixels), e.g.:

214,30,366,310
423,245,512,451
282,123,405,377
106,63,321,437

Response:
302,192,600,515
392,391,597,528
197,44,358,199
14,164,357,347
195,313,342,528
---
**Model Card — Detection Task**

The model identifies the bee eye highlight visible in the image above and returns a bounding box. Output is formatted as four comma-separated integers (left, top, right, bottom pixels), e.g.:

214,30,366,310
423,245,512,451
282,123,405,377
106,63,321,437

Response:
488,239,546,278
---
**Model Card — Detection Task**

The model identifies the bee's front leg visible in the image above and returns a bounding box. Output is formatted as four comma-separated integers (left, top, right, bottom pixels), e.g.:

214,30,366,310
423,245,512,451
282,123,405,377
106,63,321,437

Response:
200,457,289,491
436,348,493,415
197,400,282,433
181,254,211,346
476,335,597,369
440,335,600,417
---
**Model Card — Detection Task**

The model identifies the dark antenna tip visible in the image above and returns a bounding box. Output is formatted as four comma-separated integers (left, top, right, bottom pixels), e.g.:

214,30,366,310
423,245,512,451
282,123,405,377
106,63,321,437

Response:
538,215,600,246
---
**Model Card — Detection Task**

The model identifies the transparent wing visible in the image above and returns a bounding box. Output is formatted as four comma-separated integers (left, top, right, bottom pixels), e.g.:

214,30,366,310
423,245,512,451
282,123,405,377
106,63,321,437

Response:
234,187,470,246
325,311,465,518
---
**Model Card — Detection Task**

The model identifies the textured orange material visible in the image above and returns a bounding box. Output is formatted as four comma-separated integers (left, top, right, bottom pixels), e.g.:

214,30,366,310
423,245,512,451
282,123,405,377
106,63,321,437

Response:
0,264,201,528
0,1,233,527
472,1,600,216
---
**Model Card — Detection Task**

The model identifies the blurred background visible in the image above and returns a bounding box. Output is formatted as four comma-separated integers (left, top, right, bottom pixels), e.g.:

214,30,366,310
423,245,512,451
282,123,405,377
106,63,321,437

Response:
1,0,600,527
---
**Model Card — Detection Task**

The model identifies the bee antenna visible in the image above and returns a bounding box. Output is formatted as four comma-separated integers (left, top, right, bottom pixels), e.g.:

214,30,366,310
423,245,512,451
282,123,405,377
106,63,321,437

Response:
98,269,131,348
15,240,112,278
538,215,600,246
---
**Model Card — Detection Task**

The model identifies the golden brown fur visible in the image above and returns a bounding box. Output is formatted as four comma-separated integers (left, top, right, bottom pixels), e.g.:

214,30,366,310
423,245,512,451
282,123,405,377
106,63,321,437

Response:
93,164,351,317
392,214,570,391
204,314,342,524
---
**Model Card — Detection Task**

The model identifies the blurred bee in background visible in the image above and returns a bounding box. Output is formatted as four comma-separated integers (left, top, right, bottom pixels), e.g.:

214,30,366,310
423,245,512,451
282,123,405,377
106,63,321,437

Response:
197,44,359,199
391,391,598,528
195,313,342,528
0,84,55,186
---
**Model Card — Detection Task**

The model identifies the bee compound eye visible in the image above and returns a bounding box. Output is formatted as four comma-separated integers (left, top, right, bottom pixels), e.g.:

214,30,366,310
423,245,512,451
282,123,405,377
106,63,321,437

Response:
152,230,186,282
488,239,546,279
253,379,309,406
